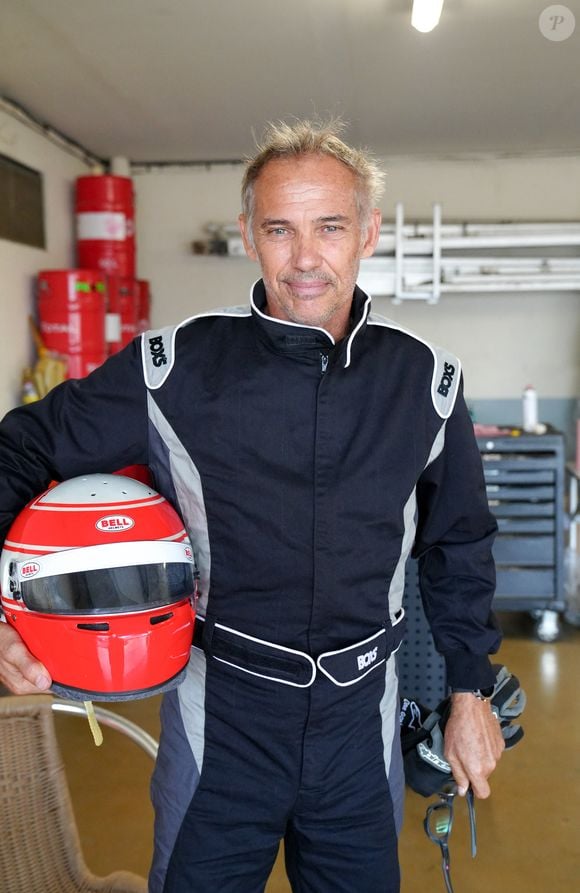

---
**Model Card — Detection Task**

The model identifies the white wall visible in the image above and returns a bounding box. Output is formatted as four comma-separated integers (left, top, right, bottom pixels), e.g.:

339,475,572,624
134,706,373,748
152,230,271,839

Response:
134,154,580,401
0,108,91,417
134,166,255,324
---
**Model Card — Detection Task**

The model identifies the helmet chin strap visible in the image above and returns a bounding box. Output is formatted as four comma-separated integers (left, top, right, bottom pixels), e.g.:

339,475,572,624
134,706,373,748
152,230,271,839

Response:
83,700,103,747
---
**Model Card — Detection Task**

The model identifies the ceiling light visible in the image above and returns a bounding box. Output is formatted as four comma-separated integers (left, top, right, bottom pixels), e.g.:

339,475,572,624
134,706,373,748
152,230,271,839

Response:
411,0,444,33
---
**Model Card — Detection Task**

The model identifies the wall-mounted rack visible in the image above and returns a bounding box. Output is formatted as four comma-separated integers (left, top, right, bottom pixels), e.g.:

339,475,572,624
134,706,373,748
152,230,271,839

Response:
361,204,580,303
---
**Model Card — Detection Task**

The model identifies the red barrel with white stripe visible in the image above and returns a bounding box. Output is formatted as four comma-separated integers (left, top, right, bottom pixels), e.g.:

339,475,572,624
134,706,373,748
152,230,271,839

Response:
107,277,138,354
76,174,136,278
37,269,107,379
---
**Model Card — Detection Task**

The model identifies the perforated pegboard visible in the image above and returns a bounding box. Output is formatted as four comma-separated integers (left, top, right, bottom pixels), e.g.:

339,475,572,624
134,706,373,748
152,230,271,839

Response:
396,559,447,709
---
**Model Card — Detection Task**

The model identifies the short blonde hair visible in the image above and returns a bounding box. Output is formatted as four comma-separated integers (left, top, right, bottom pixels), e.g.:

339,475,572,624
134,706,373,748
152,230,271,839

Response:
241,118,385,233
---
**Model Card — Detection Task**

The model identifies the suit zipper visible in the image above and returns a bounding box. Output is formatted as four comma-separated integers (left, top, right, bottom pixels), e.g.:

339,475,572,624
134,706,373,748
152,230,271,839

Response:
320,352,329,375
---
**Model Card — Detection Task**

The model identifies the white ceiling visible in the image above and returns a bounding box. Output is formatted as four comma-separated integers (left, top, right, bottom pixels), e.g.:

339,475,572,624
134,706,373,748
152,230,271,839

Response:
0,0,579,163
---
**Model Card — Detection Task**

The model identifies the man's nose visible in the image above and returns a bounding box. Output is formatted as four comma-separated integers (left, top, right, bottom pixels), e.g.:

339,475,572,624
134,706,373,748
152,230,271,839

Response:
291,232,321,270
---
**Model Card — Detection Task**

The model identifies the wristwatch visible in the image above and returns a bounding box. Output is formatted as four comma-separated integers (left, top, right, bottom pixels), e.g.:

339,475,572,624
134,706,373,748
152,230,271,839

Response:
452,685,495,701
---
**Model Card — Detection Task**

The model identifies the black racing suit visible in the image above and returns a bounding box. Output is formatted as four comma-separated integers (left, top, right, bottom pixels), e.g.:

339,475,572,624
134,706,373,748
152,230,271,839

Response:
0,281,501,892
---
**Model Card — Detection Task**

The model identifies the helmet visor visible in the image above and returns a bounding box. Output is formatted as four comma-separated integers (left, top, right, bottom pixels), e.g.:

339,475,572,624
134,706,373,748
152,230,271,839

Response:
14,541,196,615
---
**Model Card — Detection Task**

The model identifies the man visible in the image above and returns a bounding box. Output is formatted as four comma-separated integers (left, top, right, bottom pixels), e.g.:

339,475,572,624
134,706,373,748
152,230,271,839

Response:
0,119,504,892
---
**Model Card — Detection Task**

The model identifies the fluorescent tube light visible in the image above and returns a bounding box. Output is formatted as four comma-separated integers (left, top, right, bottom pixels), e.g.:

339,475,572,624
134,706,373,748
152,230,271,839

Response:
411,0,444,33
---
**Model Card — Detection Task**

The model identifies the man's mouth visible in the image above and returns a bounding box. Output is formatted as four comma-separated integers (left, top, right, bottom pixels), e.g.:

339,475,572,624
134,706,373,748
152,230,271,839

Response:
282,275,334,298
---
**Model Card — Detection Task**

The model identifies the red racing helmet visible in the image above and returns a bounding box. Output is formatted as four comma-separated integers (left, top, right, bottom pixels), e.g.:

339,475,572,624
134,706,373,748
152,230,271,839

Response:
0,474,197,701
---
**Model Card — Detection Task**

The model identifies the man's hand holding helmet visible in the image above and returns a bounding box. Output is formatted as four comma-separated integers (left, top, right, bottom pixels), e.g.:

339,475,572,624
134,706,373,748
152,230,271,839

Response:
0,621,51,694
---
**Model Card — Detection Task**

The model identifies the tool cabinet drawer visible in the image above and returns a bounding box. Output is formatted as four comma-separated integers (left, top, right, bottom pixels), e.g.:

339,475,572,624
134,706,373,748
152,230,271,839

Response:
476,431,565,615
492,536,553,566
495,569,555,598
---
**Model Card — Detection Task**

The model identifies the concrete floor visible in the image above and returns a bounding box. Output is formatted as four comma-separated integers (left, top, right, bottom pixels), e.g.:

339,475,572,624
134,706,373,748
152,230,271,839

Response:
54,611,580,892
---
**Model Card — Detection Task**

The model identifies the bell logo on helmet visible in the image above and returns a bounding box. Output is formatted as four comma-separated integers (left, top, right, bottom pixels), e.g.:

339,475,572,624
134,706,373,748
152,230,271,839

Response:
20,562,41,578
96,515,135,532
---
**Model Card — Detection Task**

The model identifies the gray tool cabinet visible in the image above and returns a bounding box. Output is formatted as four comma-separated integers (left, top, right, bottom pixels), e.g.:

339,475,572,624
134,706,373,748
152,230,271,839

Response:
397,429,566,706
476,430,565,641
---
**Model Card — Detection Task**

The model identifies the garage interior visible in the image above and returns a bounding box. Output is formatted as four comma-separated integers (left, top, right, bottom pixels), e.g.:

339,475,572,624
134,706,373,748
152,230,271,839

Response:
0,1,579,891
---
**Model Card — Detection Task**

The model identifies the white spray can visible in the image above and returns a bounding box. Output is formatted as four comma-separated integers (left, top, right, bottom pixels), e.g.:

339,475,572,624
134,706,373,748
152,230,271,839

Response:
522,385,538,433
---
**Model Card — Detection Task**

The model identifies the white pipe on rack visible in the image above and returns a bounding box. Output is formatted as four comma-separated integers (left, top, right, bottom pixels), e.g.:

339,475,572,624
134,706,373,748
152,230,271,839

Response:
441,280,580,292
362,257,580,275
462,222,580,235
378,221,580,237
378,233,580,257
445,273,580,285
430,203,442,304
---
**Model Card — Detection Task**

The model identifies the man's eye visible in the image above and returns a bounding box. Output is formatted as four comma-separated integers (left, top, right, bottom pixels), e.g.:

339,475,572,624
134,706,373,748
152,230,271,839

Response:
322,225,341,233
268,228,288,236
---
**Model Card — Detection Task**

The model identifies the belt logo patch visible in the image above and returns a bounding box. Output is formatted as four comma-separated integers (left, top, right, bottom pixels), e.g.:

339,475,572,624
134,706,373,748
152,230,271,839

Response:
437,361,456,397
357,645,378,671
149,335,168,367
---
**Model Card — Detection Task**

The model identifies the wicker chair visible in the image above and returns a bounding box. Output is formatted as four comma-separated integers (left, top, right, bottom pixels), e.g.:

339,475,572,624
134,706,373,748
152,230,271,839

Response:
0,695,150,893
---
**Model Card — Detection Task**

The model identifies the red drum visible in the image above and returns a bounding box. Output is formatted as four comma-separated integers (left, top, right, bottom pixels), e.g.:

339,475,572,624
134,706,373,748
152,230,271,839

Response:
76,175,136,278
37,269,107,379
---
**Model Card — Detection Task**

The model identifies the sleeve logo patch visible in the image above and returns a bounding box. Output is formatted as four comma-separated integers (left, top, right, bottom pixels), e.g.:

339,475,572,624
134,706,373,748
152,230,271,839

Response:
437,362,456,397
149,335,168,367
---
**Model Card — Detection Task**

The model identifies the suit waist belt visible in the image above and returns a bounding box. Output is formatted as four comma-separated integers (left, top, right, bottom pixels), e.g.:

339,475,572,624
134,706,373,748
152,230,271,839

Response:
192,611,406,689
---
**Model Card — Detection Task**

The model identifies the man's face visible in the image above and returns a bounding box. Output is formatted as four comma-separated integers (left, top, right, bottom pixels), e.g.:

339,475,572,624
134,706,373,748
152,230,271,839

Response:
239,154,381,340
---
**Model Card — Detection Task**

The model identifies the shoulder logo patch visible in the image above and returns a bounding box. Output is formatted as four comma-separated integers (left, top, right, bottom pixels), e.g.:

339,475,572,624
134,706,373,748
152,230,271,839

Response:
149,334,167,368
437,361,456,398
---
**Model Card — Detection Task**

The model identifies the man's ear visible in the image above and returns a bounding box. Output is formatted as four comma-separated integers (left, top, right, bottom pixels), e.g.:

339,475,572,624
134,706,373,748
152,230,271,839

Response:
238,214,258,261
361,208,382,259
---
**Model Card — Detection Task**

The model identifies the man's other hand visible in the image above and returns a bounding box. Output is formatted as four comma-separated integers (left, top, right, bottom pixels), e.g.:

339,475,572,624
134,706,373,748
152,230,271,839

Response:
0,622,52,694
444,691,505,798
